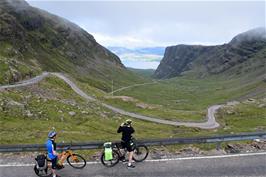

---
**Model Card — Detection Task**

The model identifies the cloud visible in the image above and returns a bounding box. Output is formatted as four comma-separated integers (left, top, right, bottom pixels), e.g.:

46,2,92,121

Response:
89,32,165,48
27,0,265,48
123,60,160,69
119,53,163,62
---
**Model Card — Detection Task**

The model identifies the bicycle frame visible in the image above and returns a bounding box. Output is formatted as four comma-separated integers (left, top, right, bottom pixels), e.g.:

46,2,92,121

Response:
112,143,126,159
59,148,80,164
46,148,77,166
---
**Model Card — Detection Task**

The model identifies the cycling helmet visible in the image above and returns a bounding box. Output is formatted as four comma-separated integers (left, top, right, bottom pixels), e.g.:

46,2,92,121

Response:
125,119,132,125
48,131,57,138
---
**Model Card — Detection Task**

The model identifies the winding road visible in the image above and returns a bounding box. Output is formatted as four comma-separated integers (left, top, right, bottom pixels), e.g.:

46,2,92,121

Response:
109,81,157,95
0,72,221,129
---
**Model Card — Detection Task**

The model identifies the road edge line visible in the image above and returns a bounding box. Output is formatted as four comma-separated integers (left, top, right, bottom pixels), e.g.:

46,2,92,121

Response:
1,152,266,167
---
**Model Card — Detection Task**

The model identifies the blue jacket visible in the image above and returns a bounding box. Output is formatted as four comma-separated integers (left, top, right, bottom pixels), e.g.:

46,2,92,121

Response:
46,139,57,159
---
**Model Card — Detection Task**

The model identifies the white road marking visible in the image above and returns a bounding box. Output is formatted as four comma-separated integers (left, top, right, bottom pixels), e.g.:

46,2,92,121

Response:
1,152,265,167
146,151,266,162
0,161,99,167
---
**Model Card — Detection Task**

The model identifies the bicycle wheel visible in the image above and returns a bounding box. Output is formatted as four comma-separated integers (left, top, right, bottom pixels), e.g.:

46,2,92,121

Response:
132,145,149,162
33,165,52,177
67,154,86,169
100,150,120,167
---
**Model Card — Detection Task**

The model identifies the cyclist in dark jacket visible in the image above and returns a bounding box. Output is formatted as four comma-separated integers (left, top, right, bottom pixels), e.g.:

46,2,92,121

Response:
117,119,135,169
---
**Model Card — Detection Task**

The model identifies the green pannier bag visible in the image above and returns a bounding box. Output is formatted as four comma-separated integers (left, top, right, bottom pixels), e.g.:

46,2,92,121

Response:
104,142,113,161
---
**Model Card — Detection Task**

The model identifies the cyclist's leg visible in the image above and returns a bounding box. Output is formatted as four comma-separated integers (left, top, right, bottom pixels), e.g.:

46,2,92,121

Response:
126,143,135,168
51,157,59,177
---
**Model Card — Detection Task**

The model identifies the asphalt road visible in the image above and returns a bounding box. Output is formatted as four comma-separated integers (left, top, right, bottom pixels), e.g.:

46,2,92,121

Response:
1,153,266,177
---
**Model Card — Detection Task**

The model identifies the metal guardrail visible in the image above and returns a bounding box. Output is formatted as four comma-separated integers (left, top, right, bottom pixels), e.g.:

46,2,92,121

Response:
0,132,265,152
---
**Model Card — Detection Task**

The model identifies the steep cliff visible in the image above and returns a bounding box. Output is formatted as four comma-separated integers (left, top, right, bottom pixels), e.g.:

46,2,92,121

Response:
154,27,266,79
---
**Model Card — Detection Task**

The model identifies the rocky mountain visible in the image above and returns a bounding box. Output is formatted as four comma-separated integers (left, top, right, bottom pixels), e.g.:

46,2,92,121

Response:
0,0,145,91
154,27,266,79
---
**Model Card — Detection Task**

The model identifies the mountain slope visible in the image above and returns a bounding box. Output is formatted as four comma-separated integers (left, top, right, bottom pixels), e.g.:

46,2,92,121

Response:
0,0,146,91
154,27,266,79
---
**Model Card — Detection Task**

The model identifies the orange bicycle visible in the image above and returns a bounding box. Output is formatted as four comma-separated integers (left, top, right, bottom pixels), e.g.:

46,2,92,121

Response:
34,146,86,177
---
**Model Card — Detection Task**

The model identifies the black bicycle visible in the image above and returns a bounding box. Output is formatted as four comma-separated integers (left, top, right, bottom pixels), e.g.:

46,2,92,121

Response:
100,140,149,167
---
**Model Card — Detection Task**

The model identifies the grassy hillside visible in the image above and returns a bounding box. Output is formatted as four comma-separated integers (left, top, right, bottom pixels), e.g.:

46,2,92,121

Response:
217,100,266,133
0,76,175,144
103,69,265,122
1,75,265,145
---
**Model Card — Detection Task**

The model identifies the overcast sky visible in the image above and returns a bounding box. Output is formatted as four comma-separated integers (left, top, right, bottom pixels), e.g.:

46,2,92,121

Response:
26,0,265,48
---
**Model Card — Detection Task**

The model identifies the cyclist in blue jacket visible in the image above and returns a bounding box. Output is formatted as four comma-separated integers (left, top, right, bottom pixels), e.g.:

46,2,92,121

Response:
46,130,61,177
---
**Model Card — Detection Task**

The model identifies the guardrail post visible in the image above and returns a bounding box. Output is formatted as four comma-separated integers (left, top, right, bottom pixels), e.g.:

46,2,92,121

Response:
216,142,221,151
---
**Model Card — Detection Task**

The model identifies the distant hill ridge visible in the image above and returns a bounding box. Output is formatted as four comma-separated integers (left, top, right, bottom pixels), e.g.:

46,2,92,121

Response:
154,27,266,79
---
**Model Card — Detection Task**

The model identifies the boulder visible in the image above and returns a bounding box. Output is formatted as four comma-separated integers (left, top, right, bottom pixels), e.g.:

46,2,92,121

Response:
3,100,25,113
258,104,266,108
225,144,240,153
24,110,33,118
68,111,76,116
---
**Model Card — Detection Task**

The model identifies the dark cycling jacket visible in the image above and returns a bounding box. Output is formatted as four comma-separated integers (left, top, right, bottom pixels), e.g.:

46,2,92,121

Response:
117,125,135,142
